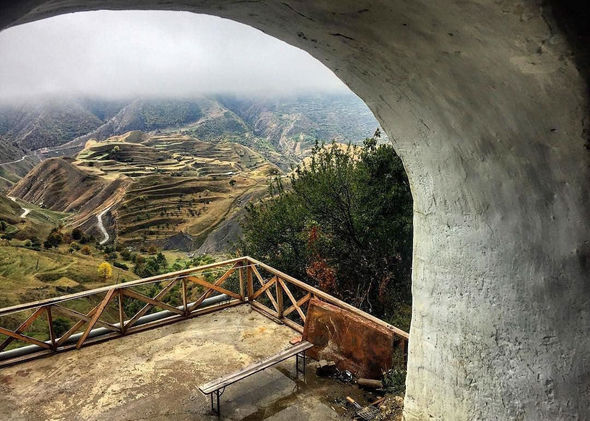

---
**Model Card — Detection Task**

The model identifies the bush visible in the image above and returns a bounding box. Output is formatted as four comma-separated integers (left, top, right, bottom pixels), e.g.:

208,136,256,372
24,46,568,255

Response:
71,228,82,241
79,233,94,244
80,246,91,255
382,368,407,395
29,237,41,251
120,249,131,260
240,135,413,320
43,228,63,249
113,261,129,270
134,253,168,278
52,317,72,337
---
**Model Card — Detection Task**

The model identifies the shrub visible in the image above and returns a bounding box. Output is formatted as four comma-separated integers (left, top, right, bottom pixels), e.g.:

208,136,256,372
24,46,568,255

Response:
240,135,413,319
382,367,407,395
71,228,82,241
120,249,131,260
52,317,72,337
80,246,91,255
113,261,129,270
29,237,41,251
44,229,63,249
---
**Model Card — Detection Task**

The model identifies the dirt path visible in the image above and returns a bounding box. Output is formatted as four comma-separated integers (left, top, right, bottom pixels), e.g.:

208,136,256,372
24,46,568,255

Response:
7,195,31,219
97,206,112,245
0,155,26,166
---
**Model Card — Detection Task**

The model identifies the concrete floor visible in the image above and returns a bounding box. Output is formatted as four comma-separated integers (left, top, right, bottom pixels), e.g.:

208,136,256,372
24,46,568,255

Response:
0,305,360,420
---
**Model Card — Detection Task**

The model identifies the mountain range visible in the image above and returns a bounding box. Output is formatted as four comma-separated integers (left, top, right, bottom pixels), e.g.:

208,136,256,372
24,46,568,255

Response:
0,93,382,170
0,93,382,253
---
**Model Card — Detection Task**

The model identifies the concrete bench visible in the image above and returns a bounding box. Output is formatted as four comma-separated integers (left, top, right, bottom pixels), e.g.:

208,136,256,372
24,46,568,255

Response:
198,340,313,415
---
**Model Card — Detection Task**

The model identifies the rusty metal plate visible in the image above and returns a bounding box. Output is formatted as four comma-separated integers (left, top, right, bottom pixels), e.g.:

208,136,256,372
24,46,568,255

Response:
302,298,394,379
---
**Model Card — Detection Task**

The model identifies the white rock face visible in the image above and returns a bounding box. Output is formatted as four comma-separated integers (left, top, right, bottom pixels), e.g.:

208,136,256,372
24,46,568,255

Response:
2,1,589,419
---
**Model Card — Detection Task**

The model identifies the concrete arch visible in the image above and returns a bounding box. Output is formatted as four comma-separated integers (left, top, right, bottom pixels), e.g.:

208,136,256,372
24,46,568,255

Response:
2,2,589,419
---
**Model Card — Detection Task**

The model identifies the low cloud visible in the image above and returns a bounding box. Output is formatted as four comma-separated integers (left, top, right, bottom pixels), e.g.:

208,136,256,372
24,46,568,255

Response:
0,11,348,101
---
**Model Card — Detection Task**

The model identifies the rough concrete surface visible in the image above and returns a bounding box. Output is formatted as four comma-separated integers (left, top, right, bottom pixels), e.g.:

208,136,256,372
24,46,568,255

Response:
0,306,349,420
1,1,589,420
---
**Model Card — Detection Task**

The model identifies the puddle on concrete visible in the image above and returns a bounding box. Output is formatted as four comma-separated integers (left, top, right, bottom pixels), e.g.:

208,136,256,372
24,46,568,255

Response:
212,360,383,420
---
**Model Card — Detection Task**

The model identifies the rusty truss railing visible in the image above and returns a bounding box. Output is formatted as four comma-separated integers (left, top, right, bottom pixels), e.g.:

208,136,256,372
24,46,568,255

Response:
0,256,409,367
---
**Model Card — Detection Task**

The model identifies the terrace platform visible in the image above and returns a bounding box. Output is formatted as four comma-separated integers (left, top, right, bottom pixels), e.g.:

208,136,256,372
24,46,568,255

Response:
0,305,360,420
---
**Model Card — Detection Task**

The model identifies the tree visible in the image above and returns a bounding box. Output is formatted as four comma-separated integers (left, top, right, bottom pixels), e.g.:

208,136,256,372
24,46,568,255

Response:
240,137,413,325
98,262,113,280
44,228,63,249
109,145,121,160
156,252,167,267
30,237,41,251
71,228,82,241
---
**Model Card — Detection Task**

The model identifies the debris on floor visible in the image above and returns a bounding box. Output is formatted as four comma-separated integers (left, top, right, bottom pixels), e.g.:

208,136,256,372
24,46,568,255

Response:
373,395,404,421
336,393,404,421
315,359,353,383
357,378,383,389
346,396,380,420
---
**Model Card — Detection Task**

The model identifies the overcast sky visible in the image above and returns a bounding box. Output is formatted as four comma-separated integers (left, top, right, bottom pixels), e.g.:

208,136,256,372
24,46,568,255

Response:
0,11,348,101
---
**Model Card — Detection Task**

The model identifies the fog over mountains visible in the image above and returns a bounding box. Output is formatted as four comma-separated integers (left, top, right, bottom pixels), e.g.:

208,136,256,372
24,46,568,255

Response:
0,11,348,101
0,93,381,166
0,10,381,165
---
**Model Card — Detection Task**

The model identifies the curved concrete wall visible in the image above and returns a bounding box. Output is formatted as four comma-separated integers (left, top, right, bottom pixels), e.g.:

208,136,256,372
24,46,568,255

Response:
2,2,589,419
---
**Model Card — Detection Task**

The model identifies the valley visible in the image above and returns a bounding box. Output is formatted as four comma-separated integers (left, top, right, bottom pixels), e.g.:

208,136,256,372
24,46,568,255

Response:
0,93,381,338
8,131,279,252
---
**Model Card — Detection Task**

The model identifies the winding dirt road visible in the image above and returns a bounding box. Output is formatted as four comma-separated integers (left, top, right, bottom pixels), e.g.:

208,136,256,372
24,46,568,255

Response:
7,196,31,218
0,155,26,166
97,206,112,245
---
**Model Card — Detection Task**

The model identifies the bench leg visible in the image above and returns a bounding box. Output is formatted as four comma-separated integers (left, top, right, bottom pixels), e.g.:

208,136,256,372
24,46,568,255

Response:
216,390,220,416
295,352,307,381
210,390,221,416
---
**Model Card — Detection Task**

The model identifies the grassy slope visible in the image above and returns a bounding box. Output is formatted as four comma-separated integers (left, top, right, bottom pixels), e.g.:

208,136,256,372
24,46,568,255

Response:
0,193,70,240
0,245,137,307
0,244,139,349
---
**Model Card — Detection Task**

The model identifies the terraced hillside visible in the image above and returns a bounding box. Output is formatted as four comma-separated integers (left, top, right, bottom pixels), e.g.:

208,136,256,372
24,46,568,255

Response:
31,94,380,169
10,131,280,251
